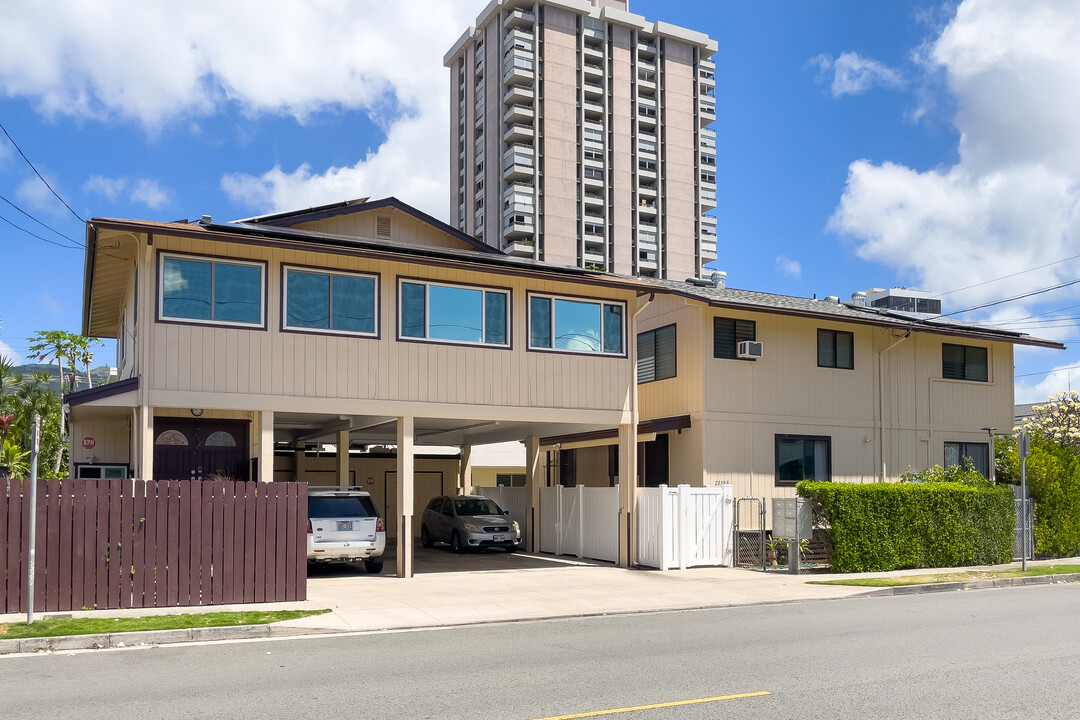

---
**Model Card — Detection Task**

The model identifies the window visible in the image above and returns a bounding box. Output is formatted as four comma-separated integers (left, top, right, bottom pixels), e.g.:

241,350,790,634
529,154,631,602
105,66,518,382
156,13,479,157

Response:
584,149,604,162
945,441,990,478
160,254,264,327
713,317,756,359
529,294,624,355
638,324,676,383
399,280,509,346
284,268,377,336
775,435,831,486
818,329,854,369
942,343,988,382
496,473,526,487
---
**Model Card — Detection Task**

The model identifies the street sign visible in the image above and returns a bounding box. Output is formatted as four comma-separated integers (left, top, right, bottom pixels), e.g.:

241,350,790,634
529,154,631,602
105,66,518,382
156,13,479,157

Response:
1018,432,1030,459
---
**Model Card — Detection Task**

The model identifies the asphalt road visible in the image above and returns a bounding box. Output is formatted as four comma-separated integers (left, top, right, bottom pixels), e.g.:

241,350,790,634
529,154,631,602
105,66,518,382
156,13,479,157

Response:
2,584,1078,720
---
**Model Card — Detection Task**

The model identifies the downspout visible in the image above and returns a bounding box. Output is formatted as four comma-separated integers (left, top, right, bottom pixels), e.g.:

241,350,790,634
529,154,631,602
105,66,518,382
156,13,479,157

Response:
878,329,911,482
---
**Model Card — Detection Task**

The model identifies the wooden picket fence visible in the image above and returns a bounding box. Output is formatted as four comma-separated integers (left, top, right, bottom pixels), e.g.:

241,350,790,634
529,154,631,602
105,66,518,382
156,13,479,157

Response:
1,479,307,613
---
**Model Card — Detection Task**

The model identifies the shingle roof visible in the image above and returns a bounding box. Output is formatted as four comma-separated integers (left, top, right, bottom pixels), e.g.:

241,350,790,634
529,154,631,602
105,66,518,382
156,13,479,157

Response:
641,277,1065,349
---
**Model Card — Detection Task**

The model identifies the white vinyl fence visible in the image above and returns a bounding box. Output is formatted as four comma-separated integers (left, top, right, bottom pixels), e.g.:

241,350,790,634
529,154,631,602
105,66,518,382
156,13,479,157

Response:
473,486,527,540
637,484,734,570
539,484,620,563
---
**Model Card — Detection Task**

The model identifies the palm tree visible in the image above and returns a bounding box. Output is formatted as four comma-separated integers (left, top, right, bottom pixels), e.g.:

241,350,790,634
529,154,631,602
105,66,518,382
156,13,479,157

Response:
27,330,76,394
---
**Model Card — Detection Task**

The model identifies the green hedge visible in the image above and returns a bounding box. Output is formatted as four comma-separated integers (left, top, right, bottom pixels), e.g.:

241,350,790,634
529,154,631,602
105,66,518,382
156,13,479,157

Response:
796,481,1015,573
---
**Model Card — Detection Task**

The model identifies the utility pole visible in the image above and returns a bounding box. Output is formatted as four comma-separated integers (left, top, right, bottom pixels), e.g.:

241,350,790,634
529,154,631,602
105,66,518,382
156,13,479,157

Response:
26,414,40,625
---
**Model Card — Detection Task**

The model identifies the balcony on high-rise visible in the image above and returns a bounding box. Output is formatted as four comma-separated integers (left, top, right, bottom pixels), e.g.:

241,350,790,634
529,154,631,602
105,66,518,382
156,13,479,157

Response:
504,103,535,124
504,83,534,105
503,144,535,181
503,7,535,30
503,122,534,144
637,37,657,58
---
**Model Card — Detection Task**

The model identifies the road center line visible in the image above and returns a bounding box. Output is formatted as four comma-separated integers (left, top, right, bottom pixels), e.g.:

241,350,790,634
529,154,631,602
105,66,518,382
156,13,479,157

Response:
530,690,772,719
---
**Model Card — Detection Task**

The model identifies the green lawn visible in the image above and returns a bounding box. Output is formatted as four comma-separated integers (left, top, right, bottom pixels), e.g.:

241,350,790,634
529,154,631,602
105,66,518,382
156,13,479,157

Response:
809,564,1080,587
0,609,331,640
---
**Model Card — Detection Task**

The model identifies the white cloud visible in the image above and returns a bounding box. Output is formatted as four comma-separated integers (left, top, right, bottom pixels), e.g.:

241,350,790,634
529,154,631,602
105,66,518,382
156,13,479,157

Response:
0,339,21,364
0,1,478,220
83,175,173,210
130,178,171,210
83,175,126,202
812,51,902,97
15,175,62,215
776,255,802,278
830,0,1080,329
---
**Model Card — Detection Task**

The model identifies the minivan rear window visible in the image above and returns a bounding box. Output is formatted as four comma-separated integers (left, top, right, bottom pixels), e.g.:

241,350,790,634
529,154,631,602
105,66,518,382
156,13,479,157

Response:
308,495,378,519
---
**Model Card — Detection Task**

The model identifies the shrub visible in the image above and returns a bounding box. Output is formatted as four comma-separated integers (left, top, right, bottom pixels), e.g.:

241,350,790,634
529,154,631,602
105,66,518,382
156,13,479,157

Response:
796,479,1014,573
996,435,1080,557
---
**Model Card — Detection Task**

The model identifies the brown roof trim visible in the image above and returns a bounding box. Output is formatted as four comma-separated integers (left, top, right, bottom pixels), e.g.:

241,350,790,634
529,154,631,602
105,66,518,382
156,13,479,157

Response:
661,286,1066,350
244,196,500,254
88,218,653,294
539,414,692,446
65,376,139,407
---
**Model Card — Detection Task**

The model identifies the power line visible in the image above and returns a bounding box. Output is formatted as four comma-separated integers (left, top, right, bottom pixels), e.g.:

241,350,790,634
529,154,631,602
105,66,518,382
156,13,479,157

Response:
0,212,82,250
0,193,82,246
0,121,85,224
935,252,1080,298
1016,362,1080,379
939,278,1080,318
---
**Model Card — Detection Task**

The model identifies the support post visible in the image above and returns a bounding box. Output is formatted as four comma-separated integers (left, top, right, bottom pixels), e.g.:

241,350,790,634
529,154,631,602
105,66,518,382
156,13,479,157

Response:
294,443,306,483
525,436,540,553
138,404,154,481
258,411,274,483
396,416,415,579
617,422,637,567
336,428,350,487
460,444,474,495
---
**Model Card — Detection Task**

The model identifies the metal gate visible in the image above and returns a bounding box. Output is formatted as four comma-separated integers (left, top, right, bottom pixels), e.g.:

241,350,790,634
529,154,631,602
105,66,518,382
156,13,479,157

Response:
1014,497,1034,561
732,497,766,570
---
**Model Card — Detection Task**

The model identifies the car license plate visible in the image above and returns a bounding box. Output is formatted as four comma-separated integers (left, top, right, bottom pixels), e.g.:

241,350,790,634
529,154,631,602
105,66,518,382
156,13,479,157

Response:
337,521,354,531
492,535,504,542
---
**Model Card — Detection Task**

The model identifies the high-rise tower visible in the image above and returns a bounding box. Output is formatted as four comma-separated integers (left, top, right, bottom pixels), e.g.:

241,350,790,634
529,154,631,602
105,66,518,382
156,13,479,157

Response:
445,0,717,279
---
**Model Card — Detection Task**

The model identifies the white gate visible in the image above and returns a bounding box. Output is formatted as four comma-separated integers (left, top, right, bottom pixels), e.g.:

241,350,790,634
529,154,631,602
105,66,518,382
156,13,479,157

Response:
637,484,734,570
538,484,620,563
474,486,527,541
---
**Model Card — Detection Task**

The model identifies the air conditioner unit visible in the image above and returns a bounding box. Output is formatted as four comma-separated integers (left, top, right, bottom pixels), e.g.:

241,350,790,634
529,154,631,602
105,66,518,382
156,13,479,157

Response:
737,340,763,360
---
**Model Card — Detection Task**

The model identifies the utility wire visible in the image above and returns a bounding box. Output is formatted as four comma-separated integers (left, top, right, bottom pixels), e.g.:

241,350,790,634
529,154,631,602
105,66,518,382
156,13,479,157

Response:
0,193,82,246
934,252,1080,299
0,121,85,223
0,213,82,250
938,279,1080,318
1016,362,1080,379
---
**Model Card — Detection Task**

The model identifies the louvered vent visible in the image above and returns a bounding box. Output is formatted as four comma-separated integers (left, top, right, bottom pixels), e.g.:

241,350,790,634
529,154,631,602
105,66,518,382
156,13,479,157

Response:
376,215,392,238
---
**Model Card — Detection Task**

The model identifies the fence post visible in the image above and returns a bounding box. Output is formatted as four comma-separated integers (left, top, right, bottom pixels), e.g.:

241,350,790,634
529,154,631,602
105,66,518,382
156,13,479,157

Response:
554,484,562,557
577,484,585,559
677,484,689,571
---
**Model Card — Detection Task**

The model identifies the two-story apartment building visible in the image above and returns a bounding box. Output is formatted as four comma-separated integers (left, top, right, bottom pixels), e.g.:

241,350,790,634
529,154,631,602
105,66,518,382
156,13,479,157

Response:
548,276,1063,526
67,197,653,576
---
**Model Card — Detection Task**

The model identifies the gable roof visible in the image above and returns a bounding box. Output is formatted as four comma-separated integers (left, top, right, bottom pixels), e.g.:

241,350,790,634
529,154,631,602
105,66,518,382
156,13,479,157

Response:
239,196,500,254
642,277,1065,350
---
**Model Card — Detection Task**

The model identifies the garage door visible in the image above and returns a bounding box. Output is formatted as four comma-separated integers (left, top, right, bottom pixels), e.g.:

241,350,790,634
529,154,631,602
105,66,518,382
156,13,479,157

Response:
384,471,446,538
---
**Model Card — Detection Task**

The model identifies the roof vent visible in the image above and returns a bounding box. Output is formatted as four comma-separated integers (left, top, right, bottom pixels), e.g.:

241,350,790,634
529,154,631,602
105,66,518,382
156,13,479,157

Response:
199,214,212,225
824,295,839,303
685,277,713,287
710,270,726,289
376,215,392,238
849,291,867,306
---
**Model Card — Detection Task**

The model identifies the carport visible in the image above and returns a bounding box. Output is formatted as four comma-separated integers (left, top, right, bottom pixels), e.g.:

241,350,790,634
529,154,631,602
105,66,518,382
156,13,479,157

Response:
271,409,642,578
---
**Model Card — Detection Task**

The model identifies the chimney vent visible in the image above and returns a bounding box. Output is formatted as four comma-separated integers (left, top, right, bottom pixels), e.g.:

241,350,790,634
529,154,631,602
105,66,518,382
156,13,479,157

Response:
710,270,726,289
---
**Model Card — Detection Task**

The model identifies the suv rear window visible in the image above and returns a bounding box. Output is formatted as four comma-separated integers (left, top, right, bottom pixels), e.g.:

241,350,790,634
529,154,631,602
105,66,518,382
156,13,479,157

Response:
309,495,378,519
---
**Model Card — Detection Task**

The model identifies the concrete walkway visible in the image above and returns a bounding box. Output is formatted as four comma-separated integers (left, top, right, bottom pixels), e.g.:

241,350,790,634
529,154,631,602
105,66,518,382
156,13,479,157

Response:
3,553,1076,636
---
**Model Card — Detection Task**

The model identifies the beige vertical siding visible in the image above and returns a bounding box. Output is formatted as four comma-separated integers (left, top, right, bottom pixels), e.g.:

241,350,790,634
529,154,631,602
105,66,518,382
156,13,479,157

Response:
69,415,131,468
290,211,477,252
146,234,634,415
636,294,705,420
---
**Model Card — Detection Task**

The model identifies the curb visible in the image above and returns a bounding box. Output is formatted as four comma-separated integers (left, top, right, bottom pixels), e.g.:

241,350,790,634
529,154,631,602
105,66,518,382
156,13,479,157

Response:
0,624,271,656
865,572,1080,597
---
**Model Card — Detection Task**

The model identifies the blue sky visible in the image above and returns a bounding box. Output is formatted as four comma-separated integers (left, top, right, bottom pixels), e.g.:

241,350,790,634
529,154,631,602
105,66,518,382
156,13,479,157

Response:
1,0,1078,402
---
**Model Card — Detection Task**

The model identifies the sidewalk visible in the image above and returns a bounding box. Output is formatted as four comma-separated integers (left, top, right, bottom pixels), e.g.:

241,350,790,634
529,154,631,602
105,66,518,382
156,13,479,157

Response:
2,554,1076,640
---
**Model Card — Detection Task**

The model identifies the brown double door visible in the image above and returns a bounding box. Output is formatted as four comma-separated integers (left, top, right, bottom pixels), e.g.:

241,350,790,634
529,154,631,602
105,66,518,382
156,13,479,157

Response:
153,418,250,482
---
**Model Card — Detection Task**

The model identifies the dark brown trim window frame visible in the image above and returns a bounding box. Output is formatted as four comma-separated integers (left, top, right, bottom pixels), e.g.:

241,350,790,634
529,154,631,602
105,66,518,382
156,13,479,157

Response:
942,343,988,382
157,250,268,330
638,323,677,383
775,434,831,487
713,316,756,360
817,328,854,370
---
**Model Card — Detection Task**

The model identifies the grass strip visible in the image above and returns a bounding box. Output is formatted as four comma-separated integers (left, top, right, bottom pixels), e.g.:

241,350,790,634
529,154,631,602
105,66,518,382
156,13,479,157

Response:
808,564,1080,587
0,609,331,639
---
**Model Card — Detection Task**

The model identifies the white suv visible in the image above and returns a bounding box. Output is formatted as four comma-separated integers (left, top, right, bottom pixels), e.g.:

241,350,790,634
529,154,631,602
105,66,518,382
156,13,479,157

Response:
307,488,386,573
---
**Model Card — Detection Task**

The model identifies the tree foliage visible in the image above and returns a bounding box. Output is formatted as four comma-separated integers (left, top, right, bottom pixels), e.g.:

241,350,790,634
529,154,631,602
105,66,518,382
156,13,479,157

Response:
996,435,1080,558
1018,391,1080,451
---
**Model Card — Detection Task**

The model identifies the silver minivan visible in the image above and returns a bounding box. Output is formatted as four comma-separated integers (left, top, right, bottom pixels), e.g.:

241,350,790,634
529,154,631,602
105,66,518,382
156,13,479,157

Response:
420,495,521,553
307,488,386,573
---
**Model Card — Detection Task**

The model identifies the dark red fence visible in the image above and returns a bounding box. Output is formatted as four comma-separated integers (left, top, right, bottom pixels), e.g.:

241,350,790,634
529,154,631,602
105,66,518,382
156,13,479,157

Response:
1,479,307,613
